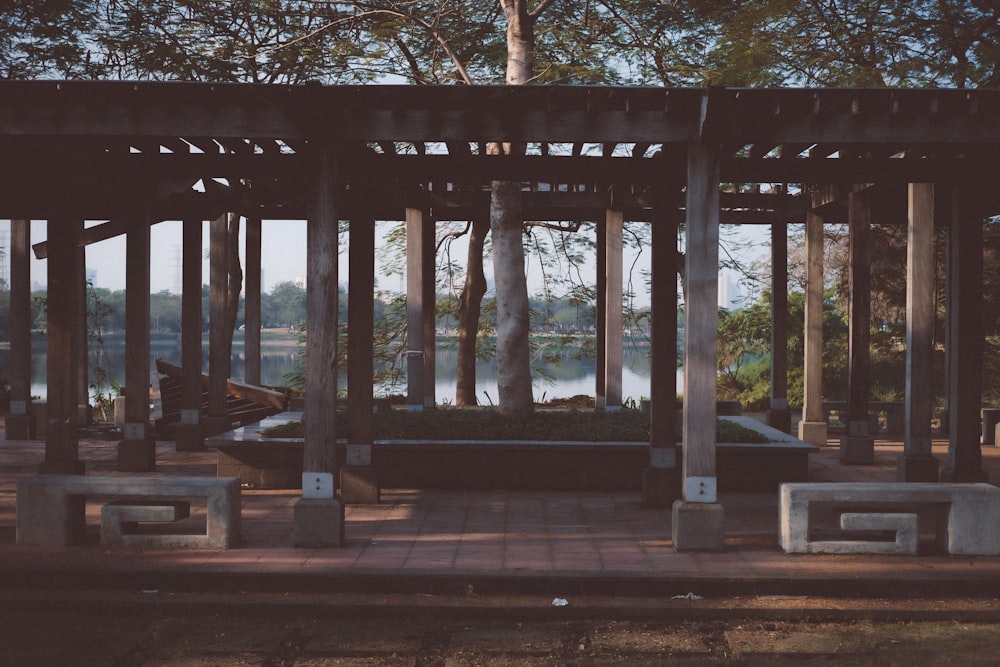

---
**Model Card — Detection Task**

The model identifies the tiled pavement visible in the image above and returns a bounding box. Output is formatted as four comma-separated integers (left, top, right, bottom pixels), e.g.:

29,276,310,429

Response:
4,425,1000,601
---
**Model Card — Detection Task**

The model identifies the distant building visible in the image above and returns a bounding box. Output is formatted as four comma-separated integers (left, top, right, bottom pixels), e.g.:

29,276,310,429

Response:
718,271,745,311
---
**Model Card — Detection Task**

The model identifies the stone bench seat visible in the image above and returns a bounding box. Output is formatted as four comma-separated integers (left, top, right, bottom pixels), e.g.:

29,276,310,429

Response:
779,482,1000,556
16,475,241,549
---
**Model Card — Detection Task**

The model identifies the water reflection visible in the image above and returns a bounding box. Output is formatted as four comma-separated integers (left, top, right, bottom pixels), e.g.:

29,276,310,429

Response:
5,341,666,404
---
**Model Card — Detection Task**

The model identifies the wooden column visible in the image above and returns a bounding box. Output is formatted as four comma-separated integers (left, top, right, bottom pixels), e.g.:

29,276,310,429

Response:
603,208,624,411
898,183,939,481
175,218,205,452
422,211,436,408
798,208,828,446
118,211,156,472
6,219,34,439
244,216,262,386
405,207,425,411
204,214,231,436
943,187,987,482
595,218,607,409
642,202,680,507
673,143,724,551
766,222,791,432
41,218,83,473
840,189,875,464
75,237,89,426
295,142,344,547
343,212,379,504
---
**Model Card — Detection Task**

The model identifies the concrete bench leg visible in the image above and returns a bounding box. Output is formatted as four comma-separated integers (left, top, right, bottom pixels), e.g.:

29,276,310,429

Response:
100,501,191,548
805,512,919,555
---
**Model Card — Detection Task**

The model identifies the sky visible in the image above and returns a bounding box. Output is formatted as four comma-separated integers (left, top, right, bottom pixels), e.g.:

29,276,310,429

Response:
11,218,769,309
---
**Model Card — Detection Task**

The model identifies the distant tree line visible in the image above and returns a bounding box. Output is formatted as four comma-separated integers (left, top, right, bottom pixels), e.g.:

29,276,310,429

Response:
7,280,621,339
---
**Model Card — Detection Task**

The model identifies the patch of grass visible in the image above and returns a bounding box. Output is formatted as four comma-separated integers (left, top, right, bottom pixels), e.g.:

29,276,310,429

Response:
260,407,769,443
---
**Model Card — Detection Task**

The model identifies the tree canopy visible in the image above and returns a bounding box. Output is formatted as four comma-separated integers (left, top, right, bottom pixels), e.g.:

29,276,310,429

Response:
4,1,996,88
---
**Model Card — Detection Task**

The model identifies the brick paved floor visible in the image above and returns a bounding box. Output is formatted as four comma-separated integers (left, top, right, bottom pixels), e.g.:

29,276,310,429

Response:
3,424,1000,597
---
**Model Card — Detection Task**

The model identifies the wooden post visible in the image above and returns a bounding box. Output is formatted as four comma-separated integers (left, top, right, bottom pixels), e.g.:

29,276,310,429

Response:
422,211,436,409
204,214,231,436
899,183,939,481
798,208,828,446
343,212,379,504
604,208,624,411
595,217,607,409
41,218,83,474
943,187,987,482
6,219,34,439
642,200,680,507
840,188,875,464
766,222,791,432
118,210,156,472
295,141,345,547
673,142,725,551
75,237,89,426
405,207,425,411
175,217,205,452
244,216,262,386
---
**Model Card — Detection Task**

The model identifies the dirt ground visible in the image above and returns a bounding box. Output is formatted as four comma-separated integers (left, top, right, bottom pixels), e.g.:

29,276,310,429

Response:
5,600,1000,666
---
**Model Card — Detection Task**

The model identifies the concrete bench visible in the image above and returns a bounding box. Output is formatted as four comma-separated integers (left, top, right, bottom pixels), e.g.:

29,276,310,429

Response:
16,475,241,549
779,482,1000,556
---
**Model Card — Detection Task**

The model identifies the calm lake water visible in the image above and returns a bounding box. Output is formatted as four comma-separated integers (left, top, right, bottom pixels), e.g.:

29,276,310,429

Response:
6,339,664,405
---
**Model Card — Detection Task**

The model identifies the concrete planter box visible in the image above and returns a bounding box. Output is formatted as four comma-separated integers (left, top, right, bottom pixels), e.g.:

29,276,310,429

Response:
211,414,816,493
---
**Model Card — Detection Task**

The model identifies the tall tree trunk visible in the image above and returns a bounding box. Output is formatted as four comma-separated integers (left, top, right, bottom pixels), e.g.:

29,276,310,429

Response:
456,217,489,406
490,0,537,419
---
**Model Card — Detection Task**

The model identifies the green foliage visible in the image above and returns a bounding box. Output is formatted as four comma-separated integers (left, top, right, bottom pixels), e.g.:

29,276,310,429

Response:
371,292,408,395
716,300,771,410
87,282,121,422
0,0,100,78
265,281,307,329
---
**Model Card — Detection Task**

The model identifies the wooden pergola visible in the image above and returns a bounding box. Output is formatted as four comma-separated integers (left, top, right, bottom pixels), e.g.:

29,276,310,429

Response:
3,81,1000,548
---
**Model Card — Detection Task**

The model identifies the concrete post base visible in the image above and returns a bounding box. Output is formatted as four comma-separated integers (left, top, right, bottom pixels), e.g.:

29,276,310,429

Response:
896,454,939,482
840,435,874,465
5,413,35,440
940,466,990,483
294,497,345,547
117,439,156,472
174,423,206,452
340,465,380,505
797,420,828,447
766,409,792,434
671,501,725,551
641,466,680,507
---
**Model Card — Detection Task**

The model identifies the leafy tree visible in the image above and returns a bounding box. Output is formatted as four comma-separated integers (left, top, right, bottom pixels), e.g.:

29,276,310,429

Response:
149,290,182,333
265,280,307,330
94,0,362,83
87,281,121,420
0,0,100,79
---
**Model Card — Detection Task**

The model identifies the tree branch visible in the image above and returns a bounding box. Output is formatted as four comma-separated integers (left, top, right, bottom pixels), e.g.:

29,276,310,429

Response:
529,0,559,21
303,3,474,85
